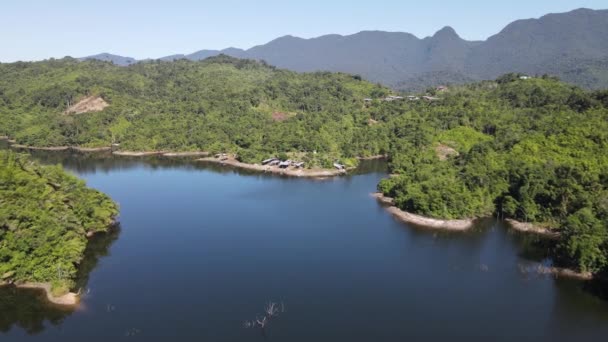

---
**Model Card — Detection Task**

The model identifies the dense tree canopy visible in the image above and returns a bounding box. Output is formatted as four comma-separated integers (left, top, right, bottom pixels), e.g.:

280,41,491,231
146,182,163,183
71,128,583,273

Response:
377,74,608,273
0,56,390,168
0,151,118,295
0,57,607,275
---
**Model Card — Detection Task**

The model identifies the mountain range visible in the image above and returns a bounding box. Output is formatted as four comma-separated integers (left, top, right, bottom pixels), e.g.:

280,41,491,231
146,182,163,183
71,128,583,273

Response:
81,8,608,91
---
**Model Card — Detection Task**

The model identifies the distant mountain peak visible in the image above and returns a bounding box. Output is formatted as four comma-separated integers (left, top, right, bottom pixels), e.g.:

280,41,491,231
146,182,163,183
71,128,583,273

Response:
79,53,136,66
77,8,608,91
569,7,595,13
433,26,460,39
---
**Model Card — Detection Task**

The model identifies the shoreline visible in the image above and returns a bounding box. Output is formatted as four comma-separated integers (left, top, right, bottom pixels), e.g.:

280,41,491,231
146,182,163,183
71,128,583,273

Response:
505,218,560,238
111,150,167,157
0,282,79,306
3,140,209,158
161,151,210,157
371,193,475,230
11,144,70,151
372,193,592,280
0,198,119,308
112,150,210,157
198,156,347,178
72,146,112,152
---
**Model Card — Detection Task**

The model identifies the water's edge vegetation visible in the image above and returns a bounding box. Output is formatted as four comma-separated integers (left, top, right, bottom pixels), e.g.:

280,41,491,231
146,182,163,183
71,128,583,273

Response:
0,151,118,304
0,57,607,281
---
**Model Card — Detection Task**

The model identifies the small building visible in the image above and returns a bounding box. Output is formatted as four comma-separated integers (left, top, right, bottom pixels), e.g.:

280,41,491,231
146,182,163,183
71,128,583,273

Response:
262,158,278,165
363,98,373,103
278,160,291,169
333,163,345,170
294,162,305,168
436,86,449,92
519,75,531,80
268,160,280,166
407,96,420,101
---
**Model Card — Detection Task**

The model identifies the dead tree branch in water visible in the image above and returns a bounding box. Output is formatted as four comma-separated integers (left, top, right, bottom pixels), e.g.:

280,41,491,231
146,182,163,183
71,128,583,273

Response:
243,301,286,331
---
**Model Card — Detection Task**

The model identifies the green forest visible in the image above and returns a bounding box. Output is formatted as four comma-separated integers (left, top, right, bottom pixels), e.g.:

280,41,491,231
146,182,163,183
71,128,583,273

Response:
0,57,607,276
378,74,608,274
0,151,118,295
0,56,390,168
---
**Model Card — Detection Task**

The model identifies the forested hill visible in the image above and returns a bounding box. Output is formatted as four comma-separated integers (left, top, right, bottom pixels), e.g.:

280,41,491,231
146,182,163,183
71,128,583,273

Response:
1,56,608,275
0,56,390,168
376,74,608,275
0,151,118,295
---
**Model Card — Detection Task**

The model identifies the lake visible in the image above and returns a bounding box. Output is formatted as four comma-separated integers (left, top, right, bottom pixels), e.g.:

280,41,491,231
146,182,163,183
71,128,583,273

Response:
2,147,608,341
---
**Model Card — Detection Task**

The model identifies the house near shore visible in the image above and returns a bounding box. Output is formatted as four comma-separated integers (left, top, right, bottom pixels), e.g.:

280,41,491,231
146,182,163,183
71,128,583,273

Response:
333,163,345,170
520,75,531,80
436,85,449,92
262,158,279,165
279,160,291,169
294,162,305,168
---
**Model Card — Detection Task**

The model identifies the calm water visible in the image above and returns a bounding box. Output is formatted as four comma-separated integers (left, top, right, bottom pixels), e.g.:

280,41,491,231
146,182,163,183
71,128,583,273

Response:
2,147,608,341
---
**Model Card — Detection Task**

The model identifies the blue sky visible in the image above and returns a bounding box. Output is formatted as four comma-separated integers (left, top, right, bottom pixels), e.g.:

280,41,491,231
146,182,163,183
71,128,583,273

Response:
1,0,605,62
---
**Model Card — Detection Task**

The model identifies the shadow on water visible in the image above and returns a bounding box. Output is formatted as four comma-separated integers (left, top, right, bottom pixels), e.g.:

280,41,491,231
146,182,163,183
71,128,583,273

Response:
0,288,69,335
0,225,121,335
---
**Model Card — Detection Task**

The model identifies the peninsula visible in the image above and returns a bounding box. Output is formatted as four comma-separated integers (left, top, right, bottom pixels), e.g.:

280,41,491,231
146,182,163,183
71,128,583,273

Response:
0,151,119,306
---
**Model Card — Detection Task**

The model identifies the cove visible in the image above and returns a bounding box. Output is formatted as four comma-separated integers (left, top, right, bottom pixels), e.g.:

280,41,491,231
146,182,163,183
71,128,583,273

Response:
1,146,608,341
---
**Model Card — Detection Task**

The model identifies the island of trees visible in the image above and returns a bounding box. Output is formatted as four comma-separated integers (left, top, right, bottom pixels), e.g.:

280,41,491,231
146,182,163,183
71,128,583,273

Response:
0,151,118,301
0,56,606,278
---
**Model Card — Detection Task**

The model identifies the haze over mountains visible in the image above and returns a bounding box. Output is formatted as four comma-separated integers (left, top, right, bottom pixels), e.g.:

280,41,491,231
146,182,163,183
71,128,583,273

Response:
81,8,608,90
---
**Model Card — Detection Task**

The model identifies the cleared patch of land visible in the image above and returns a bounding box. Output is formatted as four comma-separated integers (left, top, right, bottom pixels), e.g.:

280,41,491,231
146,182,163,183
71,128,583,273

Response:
435,143,459,161
65,96,109,115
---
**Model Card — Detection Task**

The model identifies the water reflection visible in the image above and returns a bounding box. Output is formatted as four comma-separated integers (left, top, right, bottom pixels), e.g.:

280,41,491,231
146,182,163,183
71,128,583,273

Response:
0,225,121,335
1,145,608,341
0,287,69,335
17,146,389,180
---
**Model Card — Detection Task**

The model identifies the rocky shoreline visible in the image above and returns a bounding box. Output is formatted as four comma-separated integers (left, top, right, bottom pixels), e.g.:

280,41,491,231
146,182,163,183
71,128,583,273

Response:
372,193,594,280
198,156,347,178
371,193,475,230
505,218,560,238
